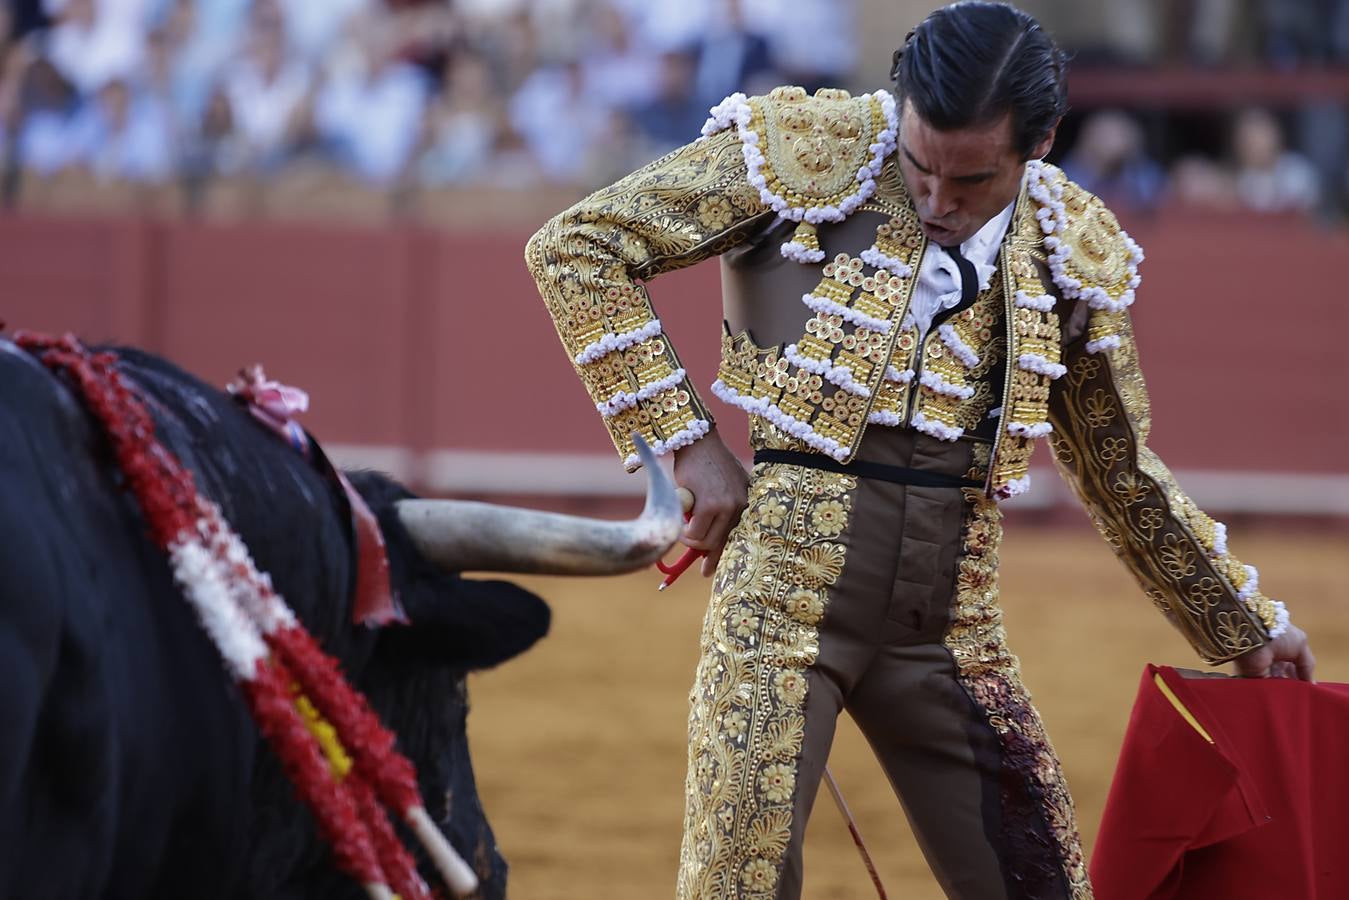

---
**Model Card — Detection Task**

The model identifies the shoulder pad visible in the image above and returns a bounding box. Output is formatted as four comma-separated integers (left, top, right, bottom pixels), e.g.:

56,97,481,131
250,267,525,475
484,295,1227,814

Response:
1032,163,1144,312
700,86,898,225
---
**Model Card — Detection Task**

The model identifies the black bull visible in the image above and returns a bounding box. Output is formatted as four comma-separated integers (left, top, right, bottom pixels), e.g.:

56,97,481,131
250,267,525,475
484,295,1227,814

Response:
0,340,647,899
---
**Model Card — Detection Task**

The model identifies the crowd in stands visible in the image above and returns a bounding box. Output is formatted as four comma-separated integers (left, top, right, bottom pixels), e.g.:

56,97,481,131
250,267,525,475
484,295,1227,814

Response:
0,0,852,214
0,0,1345,224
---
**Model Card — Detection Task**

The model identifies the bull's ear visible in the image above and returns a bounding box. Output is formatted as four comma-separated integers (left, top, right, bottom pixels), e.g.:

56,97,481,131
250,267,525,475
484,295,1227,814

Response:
394,574,550,670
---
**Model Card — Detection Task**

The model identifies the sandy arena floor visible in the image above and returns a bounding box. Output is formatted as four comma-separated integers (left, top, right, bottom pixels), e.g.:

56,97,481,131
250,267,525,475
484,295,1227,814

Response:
467,524,1347,899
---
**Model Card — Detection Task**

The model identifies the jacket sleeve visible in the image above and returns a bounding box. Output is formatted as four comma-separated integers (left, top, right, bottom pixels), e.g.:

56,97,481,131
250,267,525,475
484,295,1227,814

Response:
1047,307,1288,663
525,127,771,469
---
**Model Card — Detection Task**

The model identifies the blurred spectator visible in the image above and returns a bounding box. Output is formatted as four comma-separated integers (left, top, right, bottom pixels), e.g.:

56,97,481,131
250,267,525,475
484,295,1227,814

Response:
1169,155,1239,211
170,0,252,122
693,0,775,104
508,58,610,184
382,1,460,75
135,10,196,139
631,49,708,155
580,1,661,112
42,0,145,96
617,0,711,51
312,31,430,184
275,0,371,63
66,75,174,182
416,50,499,185
1260,0,1349,65
1060,110,1166,213
1231,107,1319,214
221,0,311,171
478,117,547,189
9,0,51,43
474,10,540,99
756,0,855,92
14,57,81,176
181,84,248,182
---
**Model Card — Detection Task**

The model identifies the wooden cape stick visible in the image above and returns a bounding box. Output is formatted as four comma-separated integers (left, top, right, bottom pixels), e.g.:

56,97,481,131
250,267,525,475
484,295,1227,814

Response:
823,765,888,900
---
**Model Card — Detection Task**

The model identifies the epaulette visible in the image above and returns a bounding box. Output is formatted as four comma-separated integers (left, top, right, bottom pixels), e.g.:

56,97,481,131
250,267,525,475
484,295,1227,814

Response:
700,85,898,262
1026,162,1145,353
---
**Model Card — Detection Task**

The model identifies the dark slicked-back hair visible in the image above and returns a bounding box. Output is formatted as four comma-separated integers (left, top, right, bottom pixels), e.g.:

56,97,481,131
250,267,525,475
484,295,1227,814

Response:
891,1,1068,159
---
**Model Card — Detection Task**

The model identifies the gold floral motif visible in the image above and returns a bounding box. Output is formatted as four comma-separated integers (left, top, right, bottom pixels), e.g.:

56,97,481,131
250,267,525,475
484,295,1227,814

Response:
678,463,855,899
1084,388,1118,428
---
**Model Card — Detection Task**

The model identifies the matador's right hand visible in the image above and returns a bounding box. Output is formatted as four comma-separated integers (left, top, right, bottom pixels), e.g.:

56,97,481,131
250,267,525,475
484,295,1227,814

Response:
1233,623,1316,682
672,426,749,577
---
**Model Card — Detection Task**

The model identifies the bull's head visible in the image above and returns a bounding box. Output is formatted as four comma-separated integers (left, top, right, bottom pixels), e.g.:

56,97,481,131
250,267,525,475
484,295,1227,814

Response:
327,437,681,900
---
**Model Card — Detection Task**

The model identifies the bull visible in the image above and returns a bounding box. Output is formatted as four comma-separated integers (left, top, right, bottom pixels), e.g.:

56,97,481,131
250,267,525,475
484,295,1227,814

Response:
0,335,680,899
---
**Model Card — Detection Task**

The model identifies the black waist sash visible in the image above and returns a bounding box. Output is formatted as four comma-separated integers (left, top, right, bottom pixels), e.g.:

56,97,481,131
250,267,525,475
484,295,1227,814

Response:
752,449,982,489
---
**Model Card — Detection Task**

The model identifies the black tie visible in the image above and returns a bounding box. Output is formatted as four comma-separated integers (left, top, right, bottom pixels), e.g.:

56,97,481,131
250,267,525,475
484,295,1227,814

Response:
942,243,979,306
932,243,981,330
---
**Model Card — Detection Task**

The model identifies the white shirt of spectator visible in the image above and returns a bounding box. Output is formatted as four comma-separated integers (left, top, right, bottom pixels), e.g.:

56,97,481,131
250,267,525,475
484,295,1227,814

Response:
907,199,1015,340
276,0,372,63
46,13,144,95
225,60,311,161
1236,153,1320,213
314,60,428,184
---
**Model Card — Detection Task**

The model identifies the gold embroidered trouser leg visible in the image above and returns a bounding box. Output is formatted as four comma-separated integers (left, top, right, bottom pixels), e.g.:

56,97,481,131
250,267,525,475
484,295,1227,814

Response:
677,429,1090,900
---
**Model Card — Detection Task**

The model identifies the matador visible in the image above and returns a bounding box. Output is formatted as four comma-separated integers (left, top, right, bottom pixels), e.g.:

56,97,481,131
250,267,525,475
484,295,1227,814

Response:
525,3,1316,897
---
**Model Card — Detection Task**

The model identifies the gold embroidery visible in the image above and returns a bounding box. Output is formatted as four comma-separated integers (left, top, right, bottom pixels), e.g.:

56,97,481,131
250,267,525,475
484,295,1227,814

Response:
1047,313,1272,661
946,494,1092,898
1056,185,1135,306
678,461,855,899
984,186,1066,495
754,86,877,209
526,128,770,466
900,266,1008,435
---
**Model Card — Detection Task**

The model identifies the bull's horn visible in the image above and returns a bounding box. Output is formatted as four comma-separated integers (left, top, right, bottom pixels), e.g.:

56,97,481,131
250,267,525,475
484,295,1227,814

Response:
395,435,683,575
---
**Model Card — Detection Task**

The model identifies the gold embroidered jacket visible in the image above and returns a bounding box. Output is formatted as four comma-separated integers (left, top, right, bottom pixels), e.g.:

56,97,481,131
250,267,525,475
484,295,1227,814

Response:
525,86,1282,663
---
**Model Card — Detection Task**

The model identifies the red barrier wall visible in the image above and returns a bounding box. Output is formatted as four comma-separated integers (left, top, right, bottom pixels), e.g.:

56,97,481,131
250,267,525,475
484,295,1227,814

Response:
4,212,1346,479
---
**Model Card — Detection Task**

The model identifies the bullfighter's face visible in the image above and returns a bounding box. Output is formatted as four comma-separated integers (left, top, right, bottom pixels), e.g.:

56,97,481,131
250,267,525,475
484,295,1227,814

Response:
897,98,1055,247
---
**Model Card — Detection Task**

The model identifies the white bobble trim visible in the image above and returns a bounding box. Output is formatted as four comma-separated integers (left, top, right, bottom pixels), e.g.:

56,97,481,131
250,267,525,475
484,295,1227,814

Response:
919,369,975,400
1086,335,1122,354
575,320,664,365
1015,290,1056,312
800,292,893,334
781,241,826,264
597,368,688,418
622,418,712,468
867,409,902,425
1210,522,1229,558
1017,353,1068,380
783,344,871,397
937,324,980,369
911,411,964,442
1007,420,1054,438
710,380,849,460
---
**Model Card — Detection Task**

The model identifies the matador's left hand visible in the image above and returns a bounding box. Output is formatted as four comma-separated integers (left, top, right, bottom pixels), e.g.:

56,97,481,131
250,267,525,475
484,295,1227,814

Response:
1232,623,1316,682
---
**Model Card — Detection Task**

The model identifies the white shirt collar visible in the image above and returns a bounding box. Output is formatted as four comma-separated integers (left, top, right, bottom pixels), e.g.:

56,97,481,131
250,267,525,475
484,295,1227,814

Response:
906,197,1017,338
957,198,1017,284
